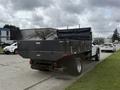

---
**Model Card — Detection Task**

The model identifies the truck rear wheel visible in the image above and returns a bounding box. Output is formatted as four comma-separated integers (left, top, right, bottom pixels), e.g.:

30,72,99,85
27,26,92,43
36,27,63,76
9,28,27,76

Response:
4,51,10,54
64,57,82,76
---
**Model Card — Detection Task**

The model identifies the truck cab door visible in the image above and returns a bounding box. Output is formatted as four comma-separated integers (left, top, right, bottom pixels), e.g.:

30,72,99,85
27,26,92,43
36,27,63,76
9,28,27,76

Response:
92,44,97,56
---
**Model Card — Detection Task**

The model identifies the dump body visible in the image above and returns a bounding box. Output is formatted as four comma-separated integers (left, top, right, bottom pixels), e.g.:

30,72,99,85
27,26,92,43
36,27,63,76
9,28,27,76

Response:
18,40,64,61
18,28,95,74
18,28,92,61
18,39,91,60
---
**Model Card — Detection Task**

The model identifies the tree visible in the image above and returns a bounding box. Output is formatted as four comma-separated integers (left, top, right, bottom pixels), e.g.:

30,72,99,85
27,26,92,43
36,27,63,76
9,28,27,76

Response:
3,24,22,40
112,28,119,42
93,37,104,45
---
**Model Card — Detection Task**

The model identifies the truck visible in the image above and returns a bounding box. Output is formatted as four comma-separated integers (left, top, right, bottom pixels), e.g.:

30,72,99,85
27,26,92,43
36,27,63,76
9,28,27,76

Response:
18,27,100,75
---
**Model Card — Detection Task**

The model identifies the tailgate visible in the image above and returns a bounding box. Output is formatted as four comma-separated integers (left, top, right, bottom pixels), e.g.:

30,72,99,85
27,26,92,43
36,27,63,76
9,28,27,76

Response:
18,40,65,61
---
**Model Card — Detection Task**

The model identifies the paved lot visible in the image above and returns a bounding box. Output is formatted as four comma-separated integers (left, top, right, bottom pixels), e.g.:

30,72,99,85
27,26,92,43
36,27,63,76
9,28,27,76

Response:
0,51,113,90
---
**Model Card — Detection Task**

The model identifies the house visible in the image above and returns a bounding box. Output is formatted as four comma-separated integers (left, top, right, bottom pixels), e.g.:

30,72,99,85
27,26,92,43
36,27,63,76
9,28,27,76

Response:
0,28,11,44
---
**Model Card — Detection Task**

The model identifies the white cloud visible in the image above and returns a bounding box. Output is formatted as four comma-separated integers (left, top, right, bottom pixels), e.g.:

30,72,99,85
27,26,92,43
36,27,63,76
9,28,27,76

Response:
0,0,120,37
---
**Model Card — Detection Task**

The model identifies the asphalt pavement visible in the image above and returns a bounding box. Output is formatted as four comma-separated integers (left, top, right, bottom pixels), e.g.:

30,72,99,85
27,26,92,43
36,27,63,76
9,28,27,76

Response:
0,50,114,90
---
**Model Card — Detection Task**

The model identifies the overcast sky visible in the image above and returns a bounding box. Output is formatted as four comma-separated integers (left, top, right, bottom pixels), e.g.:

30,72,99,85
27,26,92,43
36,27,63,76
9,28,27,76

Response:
0,0,120,37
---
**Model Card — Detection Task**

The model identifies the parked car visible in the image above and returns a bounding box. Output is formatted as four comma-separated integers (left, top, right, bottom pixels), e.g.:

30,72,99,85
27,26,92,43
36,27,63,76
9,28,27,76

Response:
0,42,11,48
101,43,116,52
3,42,18,54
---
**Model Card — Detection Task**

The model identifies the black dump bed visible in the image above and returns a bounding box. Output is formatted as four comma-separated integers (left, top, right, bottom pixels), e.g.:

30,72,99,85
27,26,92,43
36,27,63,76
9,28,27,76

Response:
18,27,92,61
18,40,65,61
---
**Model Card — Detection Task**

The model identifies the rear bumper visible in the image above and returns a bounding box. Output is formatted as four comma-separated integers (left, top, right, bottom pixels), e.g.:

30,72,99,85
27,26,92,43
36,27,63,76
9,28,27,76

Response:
30,59,55,70
31,64,52,70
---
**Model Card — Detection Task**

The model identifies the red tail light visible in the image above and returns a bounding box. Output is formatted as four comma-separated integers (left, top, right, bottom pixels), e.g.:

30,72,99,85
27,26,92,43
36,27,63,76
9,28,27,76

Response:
63,54,71,57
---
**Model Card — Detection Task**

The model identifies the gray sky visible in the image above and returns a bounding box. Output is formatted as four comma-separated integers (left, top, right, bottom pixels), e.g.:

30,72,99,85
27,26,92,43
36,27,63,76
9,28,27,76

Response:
0,0,120,37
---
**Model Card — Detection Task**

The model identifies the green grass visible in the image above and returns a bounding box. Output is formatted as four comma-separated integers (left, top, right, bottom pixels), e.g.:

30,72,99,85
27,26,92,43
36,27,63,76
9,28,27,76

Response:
66,50,120,90
0,47,3,53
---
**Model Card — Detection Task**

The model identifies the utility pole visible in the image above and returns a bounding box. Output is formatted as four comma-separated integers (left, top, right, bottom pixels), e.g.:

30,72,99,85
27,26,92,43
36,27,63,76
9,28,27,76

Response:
67,25,69,30
79,24,80,28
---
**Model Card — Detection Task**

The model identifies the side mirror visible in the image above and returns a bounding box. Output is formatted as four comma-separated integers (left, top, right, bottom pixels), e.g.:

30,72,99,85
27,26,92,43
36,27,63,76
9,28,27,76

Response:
92,42,96,45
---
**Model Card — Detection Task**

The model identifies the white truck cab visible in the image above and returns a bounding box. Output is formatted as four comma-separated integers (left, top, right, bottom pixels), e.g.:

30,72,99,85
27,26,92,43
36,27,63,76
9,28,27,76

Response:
92,43,100,61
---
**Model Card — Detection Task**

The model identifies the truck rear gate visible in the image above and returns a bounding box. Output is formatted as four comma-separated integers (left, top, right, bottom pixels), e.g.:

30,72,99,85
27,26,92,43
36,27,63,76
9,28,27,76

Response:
18,40,65,61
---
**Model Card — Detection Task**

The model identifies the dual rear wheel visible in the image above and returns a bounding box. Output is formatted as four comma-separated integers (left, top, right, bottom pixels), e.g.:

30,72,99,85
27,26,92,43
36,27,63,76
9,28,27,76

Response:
63,57,82,76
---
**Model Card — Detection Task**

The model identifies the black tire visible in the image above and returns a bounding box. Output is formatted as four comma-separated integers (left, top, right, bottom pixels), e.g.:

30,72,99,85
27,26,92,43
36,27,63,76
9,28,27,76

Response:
95,49,100,61
63,57,83,76
4,51,10,54
14,49,18,54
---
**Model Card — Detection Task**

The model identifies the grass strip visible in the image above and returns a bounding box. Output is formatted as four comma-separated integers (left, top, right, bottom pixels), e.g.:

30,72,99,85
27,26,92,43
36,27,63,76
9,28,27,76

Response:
66,51,120,90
